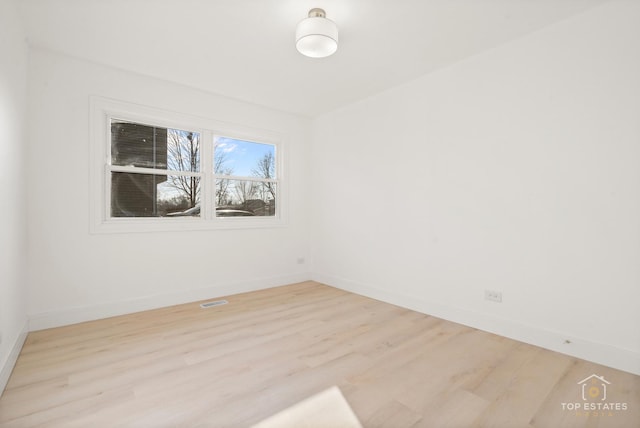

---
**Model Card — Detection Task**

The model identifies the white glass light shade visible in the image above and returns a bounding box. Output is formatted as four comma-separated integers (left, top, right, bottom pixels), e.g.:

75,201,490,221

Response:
296,11,338,58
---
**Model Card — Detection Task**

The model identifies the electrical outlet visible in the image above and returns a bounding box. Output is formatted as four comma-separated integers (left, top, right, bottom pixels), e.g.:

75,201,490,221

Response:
485,289,502,303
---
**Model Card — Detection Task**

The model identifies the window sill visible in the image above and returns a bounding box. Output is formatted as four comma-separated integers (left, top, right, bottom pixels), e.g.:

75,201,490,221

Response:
89,216,287,234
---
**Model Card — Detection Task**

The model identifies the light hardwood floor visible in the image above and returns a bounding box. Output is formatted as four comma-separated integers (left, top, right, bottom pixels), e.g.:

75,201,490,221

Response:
1,281,638,427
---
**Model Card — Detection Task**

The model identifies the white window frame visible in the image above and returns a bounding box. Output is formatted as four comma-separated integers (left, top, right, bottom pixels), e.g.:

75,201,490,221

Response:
89,97,287,233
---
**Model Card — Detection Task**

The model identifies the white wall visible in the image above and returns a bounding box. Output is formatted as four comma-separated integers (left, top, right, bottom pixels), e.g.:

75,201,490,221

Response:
0,0,29,392
311,0,640,375
26,49,312,329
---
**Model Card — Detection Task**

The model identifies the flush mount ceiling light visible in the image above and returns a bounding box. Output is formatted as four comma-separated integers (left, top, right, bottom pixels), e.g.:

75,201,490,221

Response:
296,8,338,58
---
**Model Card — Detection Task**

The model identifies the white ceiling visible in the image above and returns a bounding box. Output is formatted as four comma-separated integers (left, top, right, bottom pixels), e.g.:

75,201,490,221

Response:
19,0,607,117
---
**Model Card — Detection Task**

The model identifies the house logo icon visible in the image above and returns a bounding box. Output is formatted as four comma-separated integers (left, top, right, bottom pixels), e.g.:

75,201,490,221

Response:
561,373,627,414
577,374,610,401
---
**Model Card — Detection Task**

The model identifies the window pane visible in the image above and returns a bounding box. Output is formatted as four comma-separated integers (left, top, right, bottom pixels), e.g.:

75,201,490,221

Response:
167,129,200,173
214,137,276,178
111,120,200,172
111,172,200,217
215,179,276,217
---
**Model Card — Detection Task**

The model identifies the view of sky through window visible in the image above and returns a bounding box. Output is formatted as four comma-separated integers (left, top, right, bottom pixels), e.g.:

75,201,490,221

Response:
215,136,276,178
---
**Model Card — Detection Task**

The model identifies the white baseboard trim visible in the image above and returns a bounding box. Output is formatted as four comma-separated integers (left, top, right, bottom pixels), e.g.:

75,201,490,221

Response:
29,273,311,331
313,273,640,376
0,321,29,396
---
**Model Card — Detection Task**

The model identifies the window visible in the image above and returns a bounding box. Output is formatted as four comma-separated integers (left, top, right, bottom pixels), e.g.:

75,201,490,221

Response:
90,97,286,233
110,121,202,218
214,137,277,218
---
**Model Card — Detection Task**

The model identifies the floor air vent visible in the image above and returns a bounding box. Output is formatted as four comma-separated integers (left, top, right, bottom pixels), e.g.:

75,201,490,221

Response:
200,299,228,308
